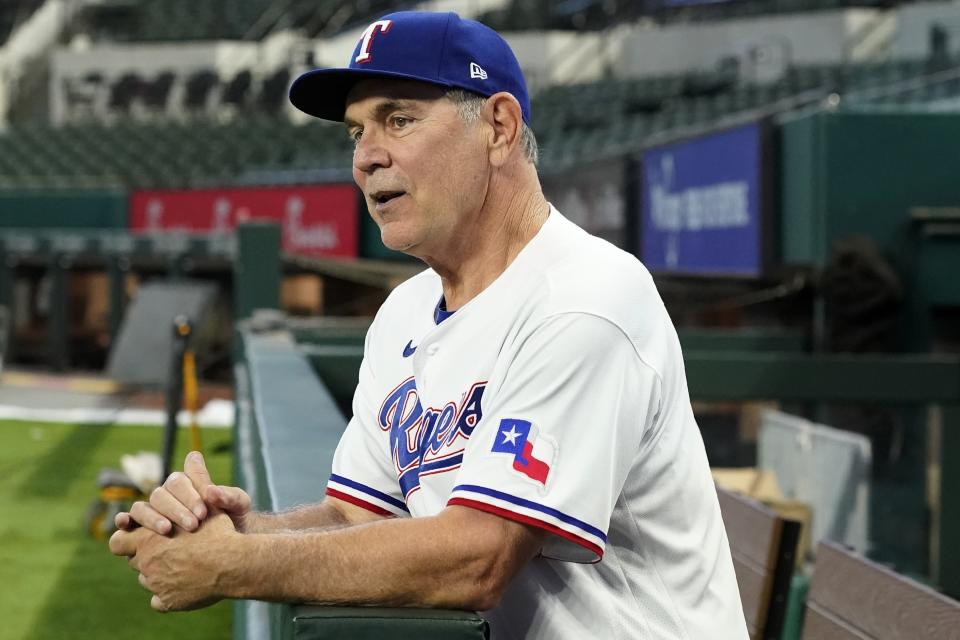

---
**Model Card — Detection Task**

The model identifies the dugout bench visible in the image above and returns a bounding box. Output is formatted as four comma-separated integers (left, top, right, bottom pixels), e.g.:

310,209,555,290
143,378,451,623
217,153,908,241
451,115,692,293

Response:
801,541,960,640
718,487,801,640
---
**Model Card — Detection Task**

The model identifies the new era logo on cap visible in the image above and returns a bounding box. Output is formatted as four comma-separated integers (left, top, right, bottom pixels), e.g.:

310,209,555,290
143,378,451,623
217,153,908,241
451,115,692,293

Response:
469,62,488,80
288,11,532,125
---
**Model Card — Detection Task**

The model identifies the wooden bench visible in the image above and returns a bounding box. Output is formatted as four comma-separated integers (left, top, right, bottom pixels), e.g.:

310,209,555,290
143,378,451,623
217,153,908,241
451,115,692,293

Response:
718,486,801,640
801,541,960,640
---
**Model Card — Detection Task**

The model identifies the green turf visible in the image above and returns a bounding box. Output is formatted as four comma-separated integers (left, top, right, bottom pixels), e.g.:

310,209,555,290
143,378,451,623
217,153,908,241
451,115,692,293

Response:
0,419,234,640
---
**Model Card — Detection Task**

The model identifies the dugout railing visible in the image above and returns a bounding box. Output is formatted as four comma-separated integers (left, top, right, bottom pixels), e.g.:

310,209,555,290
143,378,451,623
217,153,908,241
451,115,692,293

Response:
232,320,489,640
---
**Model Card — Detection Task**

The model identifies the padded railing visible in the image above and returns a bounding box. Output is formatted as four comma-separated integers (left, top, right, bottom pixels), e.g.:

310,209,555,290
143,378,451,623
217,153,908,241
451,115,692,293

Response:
233,324,489,640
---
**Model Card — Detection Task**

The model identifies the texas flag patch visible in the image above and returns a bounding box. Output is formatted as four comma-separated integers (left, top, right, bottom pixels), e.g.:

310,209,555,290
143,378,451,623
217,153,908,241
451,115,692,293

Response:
491,418,556,487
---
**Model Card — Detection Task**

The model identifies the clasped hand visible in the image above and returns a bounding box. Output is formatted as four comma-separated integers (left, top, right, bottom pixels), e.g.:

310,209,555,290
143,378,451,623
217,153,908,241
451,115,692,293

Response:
109,451,251,611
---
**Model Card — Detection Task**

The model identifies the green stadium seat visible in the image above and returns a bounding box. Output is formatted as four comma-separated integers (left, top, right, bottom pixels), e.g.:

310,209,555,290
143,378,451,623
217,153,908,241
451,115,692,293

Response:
0,54,951,189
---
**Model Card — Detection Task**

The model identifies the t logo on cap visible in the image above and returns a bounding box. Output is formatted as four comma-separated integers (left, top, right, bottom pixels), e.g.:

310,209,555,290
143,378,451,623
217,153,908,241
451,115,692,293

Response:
355,19,393,64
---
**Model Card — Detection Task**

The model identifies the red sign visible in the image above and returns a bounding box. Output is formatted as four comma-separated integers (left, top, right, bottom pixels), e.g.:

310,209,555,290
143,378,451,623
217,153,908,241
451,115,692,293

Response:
130,185,359,258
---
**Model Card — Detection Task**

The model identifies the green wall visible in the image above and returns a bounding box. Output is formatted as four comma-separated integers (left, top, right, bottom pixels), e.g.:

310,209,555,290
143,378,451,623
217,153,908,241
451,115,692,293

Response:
359,210,418,262
780,111,960,267
0,190,127,228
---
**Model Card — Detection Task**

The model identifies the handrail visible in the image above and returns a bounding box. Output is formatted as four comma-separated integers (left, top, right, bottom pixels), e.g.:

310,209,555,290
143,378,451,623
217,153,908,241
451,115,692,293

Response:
233,325,489,639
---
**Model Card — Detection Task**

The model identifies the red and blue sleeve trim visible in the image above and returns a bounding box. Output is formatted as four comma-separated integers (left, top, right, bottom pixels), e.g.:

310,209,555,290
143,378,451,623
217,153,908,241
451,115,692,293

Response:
326,488,394,517
448,484,606,562
328,473,410,513
448,497,604,561
452,484,606,540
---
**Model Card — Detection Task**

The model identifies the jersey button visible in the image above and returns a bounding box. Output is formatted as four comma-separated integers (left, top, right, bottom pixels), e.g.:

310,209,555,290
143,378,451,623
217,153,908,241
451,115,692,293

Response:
426,343,440,356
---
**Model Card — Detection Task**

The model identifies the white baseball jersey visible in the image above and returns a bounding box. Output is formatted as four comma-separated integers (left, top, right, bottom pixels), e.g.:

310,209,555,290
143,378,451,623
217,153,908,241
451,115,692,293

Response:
327,207,748,639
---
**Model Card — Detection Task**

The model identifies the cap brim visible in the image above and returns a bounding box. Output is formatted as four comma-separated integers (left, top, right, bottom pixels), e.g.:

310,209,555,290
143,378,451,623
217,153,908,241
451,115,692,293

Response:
289,67,454,121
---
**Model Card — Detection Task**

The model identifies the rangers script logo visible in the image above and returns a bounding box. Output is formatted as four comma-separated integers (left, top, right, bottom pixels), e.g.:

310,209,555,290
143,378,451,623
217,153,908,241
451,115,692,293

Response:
378,377,485,498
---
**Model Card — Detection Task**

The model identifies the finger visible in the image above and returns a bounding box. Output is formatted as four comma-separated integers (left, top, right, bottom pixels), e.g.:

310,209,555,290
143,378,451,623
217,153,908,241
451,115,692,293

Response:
114,511,140,531
151,594,169,612
205,485,250,514
183,451,214,492
127,555,140,571
148,486,200,532
165,471,207,521
109,529,139,557
131,497,178,534
138,572,151,590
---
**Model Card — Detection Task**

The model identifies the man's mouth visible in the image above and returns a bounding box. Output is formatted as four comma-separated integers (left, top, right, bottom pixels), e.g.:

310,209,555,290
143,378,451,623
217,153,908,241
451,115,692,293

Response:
371,190,405,205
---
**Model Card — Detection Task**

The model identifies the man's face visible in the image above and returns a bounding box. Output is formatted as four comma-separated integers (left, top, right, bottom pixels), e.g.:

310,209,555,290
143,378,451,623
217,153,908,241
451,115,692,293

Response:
344,79,489,256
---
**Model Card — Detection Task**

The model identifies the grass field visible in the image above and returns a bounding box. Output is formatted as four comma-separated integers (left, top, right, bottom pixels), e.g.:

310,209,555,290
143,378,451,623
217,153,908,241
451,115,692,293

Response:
0,419,233,640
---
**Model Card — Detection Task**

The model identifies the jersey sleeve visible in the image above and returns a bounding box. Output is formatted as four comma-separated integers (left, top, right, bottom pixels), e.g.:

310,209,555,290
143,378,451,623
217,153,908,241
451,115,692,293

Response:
447,313,661,563
326,327,410,518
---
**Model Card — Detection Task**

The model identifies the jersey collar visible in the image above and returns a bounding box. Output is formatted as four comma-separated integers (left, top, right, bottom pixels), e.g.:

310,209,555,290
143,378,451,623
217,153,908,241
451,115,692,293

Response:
434,296,455,324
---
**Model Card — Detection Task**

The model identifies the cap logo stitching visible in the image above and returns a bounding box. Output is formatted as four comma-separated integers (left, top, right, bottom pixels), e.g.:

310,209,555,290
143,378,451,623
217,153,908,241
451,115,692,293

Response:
355,19,393,64
469,62,488,80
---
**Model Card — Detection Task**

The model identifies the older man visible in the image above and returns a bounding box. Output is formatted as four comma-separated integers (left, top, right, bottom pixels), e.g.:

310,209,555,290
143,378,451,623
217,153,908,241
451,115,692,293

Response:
111,11,748,639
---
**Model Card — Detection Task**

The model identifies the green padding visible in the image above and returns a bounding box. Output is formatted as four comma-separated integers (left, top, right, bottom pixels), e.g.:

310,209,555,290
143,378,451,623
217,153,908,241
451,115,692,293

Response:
685,352,960,402
302,348,960,405
292,606,488,640
778,574,810,640
302,346,363,407
677,328,805,352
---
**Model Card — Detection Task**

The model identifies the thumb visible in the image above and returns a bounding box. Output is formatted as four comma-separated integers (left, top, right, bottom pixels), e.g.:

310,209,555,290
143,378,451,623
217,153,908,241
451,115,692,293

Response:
205,485,250,514
151,594,169,612
183,451,213,491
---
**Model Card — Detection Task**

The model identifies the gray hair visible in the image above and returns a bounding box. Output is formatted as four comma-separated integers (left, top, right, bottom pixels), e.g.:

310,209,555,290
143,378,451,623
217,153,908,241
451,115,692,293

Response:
445,89,538,166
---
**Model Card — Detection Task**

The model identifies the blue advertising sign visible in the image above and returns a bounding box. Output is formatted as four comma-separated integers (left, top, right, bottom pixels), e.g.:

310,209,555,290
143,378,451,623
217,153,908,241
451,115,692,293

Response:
640,122,765,277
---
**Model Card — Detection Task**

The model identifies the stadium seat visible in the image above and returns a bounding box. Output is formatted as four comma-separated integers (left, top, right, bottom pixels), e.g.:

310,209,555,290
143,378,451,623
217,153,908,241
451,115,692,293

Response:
108,72,145,114
481,0,921,30
257,68,292,115
0,53,956,189
183,69,220,113
221,70,253,109
142,71,176,112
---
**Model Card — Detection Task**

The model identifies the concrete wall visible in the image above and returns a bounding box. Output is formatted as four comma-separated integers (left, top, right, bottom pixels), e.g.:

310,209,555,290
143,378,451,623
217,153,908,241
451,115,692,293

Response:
618,9,881,81
894,0,960,58
49,41,259,123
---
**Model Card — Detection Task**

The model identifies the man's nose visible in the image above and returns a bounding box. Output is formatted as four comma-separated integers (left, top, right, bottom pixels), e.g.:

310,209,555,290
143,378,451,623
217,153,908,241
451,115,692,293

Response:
353,130,390,174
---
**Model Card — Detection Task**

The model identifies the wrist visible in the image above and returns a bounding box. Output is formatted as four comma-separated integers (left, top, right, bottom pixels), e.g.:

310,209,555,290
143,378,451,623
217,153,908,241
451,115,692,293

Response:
241,510,275,534
217,532,264,599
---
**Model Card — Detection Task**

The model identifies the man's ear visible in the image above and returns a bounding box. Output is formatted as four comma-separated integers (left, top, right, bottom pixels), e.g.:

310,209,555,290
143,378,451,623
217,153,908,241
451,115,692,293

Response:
482,92,523,168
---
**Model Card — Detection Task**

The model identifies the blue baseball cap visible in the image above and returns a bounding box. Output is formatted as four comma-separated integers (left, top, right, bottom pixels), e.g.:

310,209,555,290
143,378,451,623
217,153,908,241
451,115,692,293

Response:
289,11,531,124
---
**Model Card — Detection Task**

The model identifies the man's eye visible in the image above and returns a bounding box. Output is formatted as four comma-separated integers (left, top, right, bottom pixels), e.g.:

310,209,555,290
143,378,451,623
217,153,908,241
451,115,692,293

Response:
391,116,410,129
350,129,363,143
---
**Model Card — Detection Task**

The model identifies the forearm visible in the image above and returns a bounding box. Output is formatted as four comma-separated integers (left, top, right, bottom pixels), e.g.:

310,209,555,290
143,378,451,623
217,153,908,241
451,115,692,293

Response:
221,506,540,610
242,500,354,534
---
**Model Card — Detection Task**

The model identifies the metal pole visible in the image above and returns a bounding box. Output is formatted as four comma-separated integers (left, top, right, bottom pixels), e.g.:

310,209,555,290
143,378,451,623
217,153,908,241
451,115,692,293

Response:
48,253,70,372
162,315,191,479
0,242,10,370
107,255,128,344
